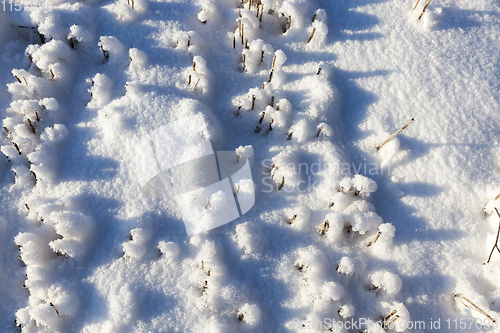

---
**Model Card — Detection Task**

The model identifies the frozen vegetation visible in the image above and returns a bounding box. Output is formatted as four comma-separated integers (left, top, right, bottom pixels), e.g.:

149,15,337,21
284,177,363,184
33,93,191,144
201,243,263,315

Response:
0,0,500,332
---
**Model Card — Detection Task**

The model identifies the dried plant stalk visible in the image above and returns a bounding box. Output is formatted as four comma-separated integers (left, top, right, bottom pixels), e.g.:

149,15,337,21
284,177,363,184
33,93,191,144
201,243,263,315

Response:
413,0,421,10
368,231,382,247
486,208,500,263
455,294,497,323
418,0,432,20
376,118,414,151
307,27,316,43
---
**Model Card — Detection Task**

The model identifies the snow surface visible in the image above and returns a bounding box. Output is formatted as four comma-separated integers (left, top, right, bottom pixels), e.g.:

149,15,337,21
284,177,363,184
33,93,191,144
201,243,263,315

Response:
1,0,500,332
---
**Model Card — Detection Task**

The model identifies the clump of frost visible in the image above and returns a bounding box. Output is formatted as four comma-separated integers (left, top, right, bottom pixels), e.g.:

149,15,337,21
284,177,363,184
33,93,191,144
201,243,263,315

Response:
103,0,149,22
26,39,73,80
379,302,410,332
197,1,219,25
47,211,95,258
9,69,55,100
313,281,344,313
337,257,355,275
308,19,328,46
378,134,401,167
158,241,180,261
14,227,56,267
183,55,211,94
353,174,377,195
98,36,128,65
290,117,316,143
46,283,80,317
88,73,114,108
128,48,148,70
346,211,383,235
233,221,265,256
270,49,287,89
28,124,68,184
329,175,378,212
338,304,355,318
371,223,396,250
288,206,311,230
235,145,254,160
370,271,403,296
68,24,92,44
123,227,152,259
238,303,261,326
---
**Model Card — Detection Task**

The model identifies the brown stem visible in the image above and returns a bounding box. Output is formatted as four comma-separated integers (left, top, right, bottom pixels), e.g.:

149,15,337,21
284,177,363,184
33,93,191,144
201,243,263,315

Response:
486,208,500,263
307,27,316,43
376,118,414,151
413,0,421,10
418,0,432,19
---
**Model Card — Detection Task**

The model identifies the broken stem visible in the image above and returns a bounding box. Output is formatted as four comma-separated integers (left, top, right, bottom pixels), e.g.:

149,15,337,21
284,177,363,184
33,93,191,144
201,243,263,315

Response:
194,78,201,90
455,294,496,323
316,126,322,138
27,119,35,134
486,208,500,263
376,118,414,151
278,176,285,191
259,112,265,124
368,231,382,247
384,310,397,322
418,0,432,20
413,0,421,10
307,27,316,43
320,221,329,235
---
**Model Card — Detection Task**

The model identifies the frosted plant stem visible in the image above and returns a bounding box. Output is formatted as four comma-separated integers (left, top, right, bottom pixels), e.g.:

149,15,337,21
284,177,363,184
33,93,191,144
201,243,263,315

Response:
413,0,421,11
194,78,201,90
376,118,414,151
495,193,500,200
455,294,496,322
418,0,432,20
307,27,316,43
368,231,382,247
486,208,500,263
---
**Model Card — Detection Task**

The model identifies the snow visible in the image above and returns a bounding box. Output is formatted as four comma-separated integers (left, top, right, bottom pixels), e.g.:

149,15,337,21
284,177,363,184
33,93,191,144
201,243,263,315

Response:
1,0,500,332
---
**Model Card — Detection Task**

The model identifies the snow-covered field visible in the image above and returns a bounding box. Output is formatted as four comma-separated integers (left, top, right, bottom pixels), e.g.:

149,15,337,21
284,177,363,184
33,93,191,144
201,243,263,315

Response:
1,0,500,332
